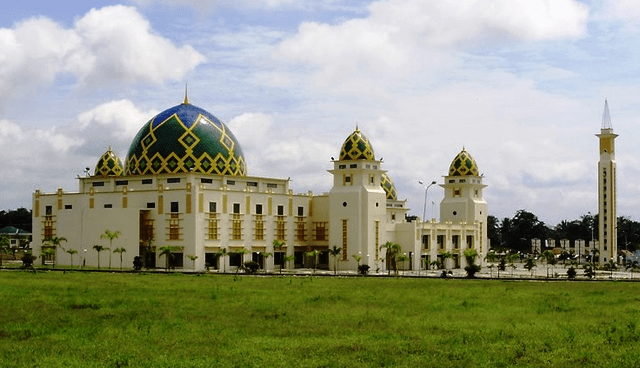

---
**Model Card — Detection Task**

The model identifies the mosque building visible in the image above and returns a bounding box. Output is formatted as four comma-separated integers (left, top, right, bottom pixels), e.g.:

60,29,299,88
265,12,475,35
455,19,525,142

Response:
32,96,488,272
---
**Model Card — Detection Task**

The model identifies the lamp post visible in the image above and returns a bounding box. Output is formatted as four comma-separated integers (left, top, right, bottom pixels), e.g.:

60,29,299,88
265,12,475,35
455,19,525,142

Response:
418,180,436,276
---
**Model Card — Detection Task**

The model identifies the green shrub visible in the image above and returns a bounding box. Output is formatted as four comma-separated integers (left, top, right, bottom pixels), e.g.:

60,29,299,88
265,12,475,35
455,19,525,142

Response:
357,264,370,275
243,261,260,274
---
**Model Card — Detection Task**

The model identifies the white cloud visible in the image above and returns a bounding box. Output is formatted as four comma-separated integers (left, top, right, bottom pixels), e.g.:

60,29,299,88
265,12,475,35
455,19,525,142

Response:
77,99,158,142
0,5,204,100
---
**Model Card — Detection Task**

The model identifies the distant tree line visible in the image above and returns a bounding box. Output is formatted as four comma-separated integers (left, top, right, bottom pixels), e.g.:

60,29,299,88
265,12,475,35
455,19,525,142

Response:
489,210,640,253
0,208,32,233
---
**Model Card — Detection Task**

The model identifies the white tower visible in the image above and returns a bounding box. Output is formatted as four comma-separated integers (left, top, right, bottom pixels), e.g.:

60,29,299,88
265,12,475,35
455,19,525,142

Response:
440,148,488,261
328,128,387,270
596,100,618,265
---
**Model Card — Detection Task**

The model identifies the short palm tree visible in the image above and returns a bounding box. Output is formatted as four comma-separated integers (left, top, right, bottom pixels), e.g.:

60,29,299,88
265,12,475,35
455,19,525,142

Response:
382,242,401,275
113,247,126,269
524,257,537,277
93,245,107,269
262,252,272,273
283,254,295,271
328,246,342,275
159,246,179,271
216,248,228,273
66,249,78,269
44,236,68,268
188,255,198,270
306,250,320,273
273,240,286,273
541,249,556,278
100,230,121,269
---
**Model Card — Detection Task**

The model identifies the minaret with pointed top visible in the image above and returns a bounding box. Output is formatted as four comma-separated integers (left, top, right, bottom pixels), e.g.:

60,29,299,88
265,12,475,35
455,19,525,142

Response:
596,99,618,265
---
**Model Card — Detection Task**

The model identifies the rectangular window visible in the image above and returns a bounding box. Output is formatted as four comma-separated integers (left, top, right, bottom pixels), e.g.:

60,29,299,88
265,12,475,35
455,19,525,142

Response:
314,222,327,241
104,204,113,208
147,202,155,209
232,214,242,240
207,213,218,240
171,202,179,213
277,205,284,216
297,206,304,216
209,202,217,213
233,203,241,214
267,183,278,189
422,235,430,249
338,164,346,169
452,235,460,249
169,214,180,240
254,214,264,240
342,219,348,261
167,178,181,184
466,235,473,248
345,175,351,183
201,178,213,184
229,252,242,267
247,181,258,187
64,204,72,210
115,180,128,186
256,204,263,215
437,235,445,250
276,216,286,240
454,188,461,197
92,182,104,187
295,218,306,241
142,179,153,185
350,164,357,168
227,180,236,186
45,206,53,216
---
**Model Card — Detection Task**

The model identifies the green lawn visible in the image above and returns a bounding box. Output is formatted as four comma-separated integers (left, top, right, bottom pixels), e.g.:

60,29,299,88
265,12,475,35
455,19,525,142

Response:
1,271,639,367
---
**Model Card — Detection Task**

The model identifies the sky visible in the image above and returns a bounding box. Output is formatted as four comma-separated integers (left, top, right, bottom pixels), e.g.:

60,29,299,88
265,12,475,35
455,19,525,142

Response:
1,0,640,226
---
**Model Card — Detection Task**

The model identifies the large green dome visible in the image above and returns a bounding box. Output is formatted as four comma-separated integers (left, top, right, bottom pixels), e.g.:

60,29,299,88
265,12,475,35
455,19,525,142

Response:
448,148,479,177
125,102,246,176
339,127,375,161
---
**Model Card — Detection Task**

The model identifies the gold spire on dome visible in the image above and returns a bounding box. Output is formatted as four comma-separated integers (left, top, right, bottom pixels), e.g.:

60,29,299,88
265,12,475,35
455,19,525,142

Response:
183,83,190,105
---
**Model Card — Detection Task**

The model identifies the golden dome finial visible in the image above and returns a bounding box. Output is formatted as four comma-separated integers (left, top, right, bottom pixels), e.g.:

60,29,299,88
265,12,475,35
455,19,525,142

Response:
183,82,189,105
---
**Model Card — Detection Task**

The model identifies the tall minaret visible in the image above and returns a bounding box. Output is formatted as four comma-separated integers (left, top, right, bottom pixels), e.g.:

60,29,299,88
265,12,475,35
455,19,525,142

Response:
596,99,618,265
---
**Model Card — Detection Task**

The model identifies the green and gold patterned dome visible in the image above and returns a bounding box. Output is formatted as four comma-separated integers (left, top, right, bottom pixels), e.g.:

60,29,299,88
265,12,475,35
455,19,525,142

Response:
339,127,375,161
125,101,246,176
381,172,397,200
95,146,124,177
448,148,479,176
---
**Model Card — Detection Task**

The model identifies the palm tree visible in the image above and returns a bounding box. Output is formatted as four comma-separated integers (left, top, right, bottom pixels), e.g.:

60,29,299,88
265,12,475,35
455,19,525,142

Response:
273,240,286,273
441,251,454,272
41,248,55,267
382,242,401,275
306,250,320,273
524,257,537,277
507,253,519,277
463,248,481,278
66,249,78,269
0,236,9,267
44,236,68,268
541,249,556,278
216,248,228,273
113,247,126,269
352,253,362,267
235,248,249,274
396,254,410,276
100,230,121,270
262,252,272,273
606,259,617,278
328,246,342,275
159,246,178,271
93,245,107,269
284,254,295,271
188,255,198,270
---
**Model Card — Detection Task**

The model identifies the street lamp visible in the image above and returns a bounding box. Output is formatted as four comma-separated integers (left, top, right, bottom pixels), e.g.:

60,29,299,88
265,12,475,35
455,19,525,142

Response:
419,180,437,222
418,180,437,276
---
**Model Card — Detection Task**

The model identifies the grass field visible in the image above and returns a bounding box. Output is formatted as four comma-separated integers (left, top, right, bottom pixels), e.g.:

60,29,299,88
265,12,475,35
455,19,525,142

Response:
1,271,639,367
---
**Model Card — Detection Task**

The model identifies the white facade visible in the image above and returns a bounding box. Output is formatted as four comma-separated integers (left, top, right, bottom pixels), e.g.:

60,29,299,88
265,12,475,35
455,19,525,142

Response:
33,104,488,272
